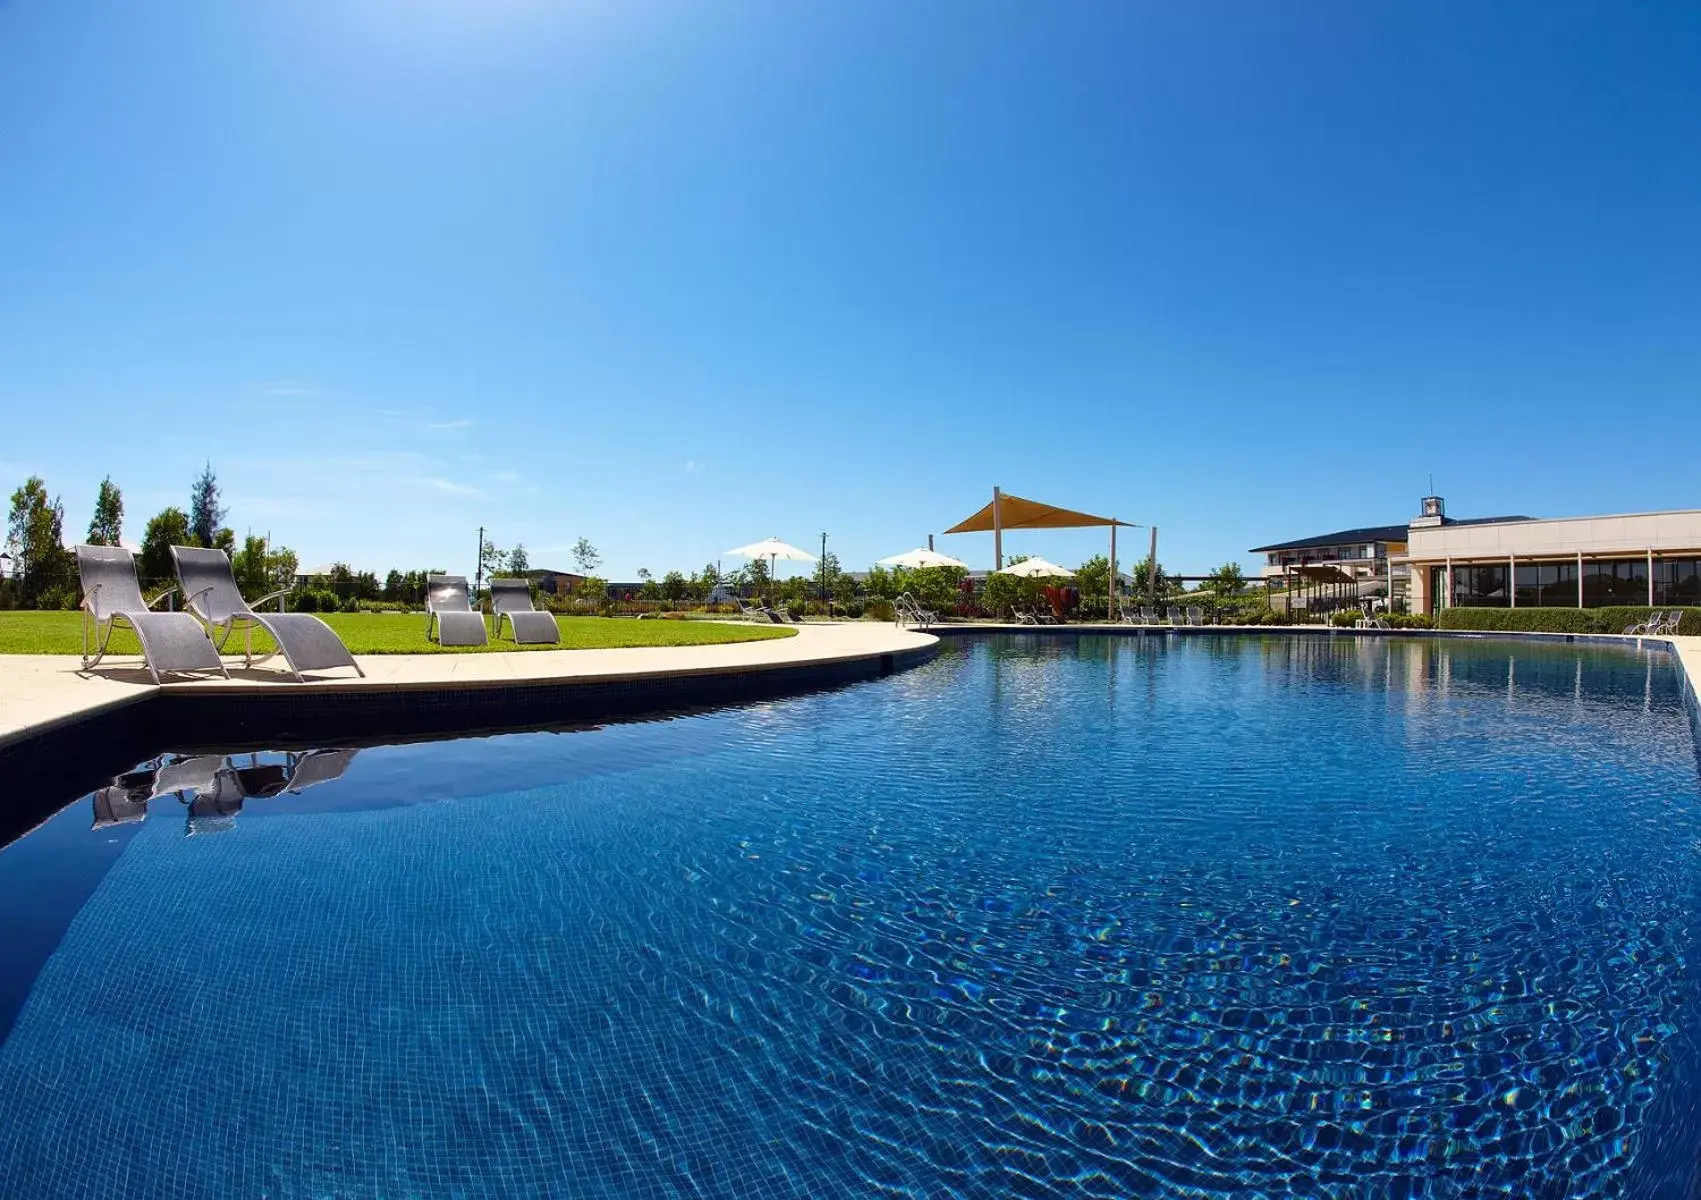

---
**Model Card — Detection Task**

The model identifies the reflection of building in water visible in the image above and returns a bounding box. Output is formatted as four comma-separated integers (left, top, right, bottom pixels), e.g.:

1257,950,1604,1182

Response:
87,749,359,835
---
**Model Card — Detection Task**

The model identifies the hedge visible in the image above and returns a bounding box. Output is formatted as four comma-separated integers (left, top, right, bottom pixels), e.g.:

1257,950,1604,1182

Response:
1437,606,1700,636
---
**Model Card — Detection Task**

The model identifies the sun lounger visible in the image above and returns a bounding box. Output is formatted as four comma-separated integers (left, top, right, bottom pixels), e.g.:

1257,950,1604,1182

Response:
735,596,781,623
173,546,364,681
427,574,490,646
490,578,560,644
1166,606,1184,626
76,545,227,684
1626,611,1668,635
1186,606,1204,626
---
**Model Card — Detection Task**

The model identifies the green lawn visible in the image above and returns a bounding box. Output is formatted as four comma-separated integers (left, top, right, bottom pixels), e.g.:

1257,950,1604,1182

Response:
0,611,795,656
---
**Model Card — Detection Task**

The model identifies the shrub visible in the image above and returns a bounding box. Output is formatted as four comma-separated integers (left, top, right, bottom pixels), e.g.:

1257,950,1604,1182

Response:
1328,612,1357,628
786,602,805,621
867,598,894,623
839,600,865,619
1437,606,1700,636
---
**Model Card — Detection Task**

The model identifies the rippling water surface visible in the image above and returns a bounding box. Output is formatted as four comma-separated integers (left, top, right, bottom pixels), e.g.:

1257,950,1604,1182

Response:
1,635,1699,1198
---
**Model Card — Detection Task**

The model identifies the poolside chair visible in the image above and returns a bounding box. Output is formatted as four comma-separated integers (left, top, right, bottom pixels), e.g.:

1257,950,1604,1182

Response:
173,546,365,681
1137,606,1157,626
1116,601,1139,625
1625,611,1667,636
1186,606,1205,627
76,545,228,684
735,595,782,623
1166,606,1184,626
1658,610,1685,635
490,577,560,644
426,574,490,646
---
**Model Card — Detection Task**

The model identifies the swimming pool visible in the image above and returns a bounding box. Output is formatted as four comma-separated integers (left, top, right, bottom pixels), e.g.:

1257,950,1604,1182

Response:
1,634,1698,1197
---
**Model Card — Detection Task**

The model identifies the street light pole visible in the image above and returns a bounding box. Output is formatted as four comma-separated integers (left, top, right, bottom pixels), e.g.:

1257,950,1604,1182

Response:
475,525,484,593
820,531,828,605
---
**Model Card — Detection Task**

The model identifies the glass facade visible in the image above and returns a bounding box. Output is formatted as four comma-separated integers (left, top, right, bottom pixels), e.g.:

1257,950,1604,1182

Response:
1654,558,1701,607
1451,564,1509,607
1514,562,1578,608
1581,559,1648,607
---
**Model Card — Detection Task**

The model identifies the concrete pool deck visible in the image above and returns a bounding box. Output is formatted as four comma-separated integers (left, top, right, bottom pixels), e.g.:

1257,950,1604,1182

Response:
0,621,940,750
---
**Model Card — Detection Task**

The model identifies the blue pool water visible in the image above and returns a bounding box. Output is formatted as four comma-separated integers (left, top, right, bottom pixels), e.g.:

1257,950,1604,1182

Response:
1,635,1699,1197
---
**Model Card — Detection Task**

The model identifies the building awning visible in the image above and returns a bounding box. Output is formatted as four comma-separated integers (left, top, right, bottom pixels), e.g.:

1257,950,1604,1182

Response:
1286,564,1357,584
944,492,1133,533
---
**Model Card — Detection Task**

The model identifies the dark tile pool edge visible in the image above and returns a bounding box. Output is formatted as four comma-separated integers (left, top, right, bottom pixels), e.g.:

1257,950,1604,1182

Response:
0,642,939,851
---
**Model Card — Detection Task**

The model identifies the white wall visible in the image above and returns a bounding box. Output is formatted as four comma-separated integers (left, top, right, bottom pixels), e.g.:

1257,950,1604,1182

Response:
1407,511,1701,561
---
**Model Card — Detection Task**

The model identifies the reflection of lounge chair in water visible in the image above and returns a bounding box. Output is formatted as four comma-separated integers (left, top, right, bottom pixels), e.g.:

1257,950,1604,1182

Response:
151,755,226,801
183,770,246,835
286,749,358,793
91,782,150,828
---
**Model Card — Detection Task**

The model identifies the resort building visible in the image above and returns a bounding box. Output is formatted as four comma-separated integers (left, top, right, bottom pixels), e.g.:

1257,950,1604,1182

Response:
1404,508,1701,614
1250,497,1526,612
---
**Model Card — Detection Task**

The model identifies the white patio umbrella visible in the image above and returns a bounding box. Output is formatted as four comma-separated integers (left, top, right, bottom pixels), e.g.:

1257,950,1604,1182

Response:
725,537,816,597
995,556,1075,579
878,547,969,570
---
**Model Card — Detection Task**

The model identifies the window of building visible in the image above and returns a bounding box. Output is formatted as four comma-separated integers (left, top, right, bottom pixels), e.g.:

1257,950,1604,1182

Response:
1581,559,1647,607
1514,562,1578,608
1655,558,1701,607
1452,564,1509,607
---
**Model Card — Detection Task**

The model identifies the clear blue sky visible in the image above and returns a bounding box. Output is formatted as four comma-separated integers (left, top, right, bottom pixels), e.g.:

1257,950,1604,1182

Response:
3,1,1697,580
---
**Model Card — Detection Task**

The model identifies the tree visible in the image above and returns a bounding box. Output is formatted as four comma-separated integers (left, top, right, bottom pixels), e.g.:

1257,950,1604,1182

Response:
139,506,191,589
477,536,504,586
816,551,842,601
189,461,226,548
909,565,967,614
86,476,123,546
571,537,601,575
636,567,652,582
1129,554,1173,604
384,569,405,601
661,570,688,602
231,535,272,594
1209,561,1246,596
507,543,529,575
6,476,74,608
1074,554,1111,617
862,564,899,601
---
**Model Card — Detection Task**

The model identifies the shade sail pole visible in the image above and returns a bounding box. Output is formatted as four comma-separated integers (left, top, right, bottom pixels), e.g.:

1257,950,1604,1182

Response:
1148,526,1158,600
1109,520,1116,619
993,486,1003,570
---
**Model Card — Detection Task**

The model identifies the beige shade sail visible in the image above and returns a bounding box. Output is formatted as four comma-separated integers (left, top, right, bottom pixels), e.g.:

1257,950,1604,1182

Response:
943,493,1133,533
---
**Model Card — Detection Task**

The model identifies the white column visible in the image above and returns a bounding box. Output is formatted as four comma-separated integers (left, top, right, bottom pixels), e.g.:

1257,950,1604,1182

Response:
1577,551,1584,608
1648,548,1655,607
1444,557,1452,610
1508,554,1516,608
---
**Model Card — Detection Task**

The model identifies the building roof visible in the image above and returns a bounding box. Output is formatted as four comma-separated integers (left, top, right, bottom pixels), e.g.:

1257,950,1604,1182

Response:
1250,516,1532,555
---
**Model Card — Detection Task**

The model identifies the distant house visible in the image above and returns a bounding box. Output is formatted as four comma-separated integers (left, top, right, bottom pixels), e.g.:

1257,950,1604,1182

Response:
525,568,585,597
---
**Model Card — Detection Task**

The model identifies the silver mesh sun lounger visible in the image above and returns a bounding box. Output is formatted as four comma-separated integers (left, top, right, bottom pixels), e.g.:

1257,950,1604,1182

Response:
76,545,227,684
490,578,560,644
427,574,489,646
173,546,363,681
